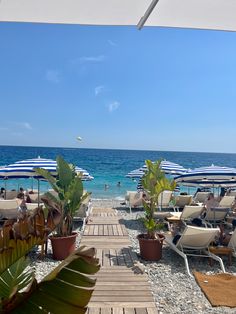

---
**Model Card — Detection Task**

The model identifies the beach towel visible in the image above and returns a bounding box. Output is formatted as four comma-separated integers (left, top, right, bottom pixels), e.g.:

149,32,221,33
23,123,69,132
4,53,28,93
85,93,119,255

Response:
194,272,236,308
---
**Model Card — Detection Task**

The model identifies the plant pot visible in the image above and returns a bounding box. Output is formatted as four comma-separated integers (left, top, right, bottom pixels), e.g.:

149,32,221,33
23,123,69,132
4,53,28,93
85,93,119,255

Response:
50,232,77,260
137,233,165,261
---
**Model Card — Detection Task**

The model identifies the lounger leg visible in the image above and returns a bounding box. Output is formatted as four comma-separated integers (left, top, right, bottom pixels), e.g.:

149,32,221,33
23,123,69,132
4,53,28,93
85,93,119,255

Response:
176,249,193,277
207,251,226,273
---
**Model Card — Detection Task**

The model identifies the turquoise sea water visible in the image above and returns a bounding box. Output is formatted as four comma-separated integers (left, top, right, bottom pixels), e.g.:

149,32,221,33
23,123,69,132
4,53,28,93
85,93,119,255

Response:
1,145,236,199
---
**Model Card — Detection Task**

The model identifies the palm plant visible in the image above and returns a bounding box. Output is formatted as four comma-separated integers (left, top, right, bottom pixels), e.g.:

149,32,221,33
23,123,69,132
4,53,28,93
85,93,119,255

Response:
35,156,90,237
141,160,176,239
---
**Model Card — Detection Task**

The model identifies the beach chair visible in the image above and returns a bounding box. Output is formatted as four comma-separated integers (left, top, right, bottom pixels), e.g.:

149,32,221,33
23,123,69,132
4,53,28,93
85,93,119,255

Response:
172,195,193,211
203,207,229,227
0,199,20,220
164,225,225,277
73,200,92,232
26,202,44,212
158,190,173,211
194,192,210,203
127,191,144,213
219,196,235,209
168,205,205,222
5,190,18,200
228,229,236,258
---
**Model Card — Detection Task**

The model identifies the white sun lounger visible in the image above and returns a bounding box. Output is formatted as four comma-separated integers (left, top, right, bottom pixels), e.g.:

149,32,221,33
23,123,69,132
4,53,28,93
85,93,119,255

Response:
164,225,225,277
228,229,236,258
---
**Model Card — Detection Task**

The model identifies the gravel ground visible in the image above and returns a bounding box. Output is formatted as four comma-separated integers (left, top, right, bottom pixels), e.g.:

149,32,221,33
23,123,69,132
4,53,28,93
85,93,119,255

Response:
29,199,236,313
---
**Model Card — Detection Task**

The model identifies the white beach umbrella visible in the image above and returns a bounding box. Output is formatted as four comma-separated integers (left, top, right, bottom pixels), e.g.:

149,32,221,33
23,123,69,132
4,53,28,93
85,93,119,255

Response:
0,157,93,181
175,164,236,188
126,160,187,178
0,1,236,32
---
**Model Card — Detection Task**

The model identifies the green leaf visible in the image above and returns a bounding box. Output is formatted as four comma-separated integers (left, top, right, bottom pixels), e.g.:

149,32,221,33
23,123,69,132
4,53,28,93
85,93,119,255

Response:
0,257,34,301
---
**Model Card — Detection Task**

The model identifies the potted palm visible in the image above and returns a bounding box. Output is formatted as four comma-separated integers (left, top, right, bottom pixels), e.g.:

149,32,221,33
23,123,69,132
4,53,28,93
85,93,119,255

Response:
137,160,176,261
35,156,90,260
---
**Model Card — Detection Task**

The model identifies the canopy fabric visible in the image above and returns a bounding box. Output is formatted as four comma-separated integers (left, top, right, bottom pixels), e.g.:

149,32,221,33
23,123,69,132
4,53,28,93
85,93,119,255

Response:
0,157,94,181
126,160,187,178
175,165,236,187
0,0,236,32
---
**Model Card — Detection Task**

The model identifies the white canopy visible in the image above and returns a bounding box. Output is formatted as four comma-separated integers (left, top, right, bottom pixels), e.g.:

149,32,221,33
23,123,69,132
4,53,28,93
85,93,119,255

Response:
0,0,236,32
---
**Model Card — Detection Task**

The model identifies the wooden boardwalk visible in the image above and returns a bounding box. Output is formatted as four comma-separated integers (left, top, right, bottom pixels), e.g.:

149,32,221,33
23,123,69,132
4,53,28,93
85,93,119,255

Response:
82,207,157,314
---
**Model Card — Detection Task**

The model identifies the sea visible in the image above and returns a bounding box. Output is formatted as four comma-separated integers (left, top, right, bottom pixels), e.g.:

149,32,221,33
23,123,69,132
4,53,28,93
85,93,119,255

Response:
1,145,236,199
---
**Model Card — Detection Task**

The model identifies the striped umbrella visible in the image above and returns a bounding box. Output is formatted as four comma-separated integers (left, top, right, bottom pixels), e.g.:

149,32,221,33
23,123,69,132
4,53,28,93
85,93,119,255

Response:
0,157,93,181
175,164,236,187
126,160,187,178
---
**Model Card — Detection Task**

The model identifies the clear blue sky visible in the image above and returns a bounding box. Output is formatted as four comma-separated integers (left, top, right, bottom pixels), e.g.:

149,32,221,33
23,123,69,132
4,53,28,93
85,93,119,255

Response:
0,22,236,153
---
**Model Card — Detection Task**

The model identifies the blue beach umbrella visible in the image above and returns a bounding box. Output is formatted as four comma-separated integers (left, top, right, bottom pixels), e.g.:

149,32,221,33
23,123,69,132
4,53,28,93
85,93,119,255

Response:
175,164,236,188
0,157,93,181
126,160,187,178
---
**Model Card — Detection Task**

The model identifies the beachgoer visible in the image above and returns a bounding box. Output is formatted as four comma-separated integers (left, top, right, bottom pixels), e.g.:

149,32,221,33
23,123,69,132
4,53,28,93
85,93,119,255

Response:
204,193,219,211
0,187,5,198
117,181,121,187
104,184,109,190
17,187,25,199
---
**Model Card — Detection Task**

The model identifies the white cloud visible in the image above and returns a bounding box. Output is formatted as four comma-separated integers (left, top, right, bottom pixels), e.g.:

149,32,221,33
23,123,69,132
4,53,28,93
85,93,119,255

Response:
108,40,117,47
46,70,60,83
108,101,120,112
16,122,32,130
22,122,32,130
79,55,105,63
95,85,105,96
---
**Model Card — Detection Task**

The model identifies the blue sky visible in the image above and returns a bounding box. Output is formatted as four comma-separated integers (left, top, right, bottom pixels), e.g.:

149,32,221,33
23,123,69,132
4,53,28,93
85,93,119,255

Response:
0,22,236,153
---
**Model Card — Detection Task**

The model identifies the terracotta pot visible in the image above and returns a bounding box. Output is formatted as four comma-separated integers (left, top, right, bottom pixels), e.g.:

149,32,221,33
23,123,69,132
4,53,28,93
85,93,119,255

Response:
50,232,77,260
137,233,165,261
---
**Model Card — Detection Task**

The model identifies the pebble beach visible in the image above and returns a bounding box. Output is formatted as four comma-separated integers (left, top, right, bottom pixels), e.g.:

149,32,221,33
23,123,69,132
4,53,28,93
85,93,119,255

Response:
29,199,236,314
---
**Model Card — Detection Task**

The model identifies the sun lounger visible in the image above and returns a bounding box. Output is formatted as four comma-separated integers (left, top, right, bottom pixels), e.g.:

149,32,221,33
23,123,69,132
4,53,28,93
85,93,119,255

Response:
167,205,205,222
228,229,236,258
194,192,210,203
158,190,173,211
164,225,225,277
0,199,20,220
219,196,235,209
172,195,193,211
5,190,18,200
203,207,229,227
126,191,144,213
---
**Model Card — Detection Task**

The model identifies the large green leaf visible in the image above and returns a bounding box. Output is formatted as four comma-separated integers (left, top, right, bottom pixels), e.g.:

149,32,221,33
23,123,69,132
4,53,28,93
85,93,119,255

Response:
56,156,74,191
0,257,34,302
8,247,100,314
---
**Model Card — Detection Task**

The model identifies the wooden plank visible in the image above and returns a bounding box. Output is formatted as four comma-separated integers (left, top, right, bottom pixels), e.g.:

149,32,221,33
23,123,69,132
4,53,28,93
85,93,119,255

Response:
146,308,158,314
93,291,152,296
112,308,124,314
124,309,135,314
95,282,150,287
116,224,124,236
108,225,113,235
121,224,128,236
88,225,95,235
113,225,119,236
94,285,151,291
93,277,149,282
104,224,109,236
122,248,134,267
87,308,101,314
103,249,110,267
98,224,104,236
135,308,148,314
100,308,112,314
94,224,99,236
88,302,156,308
83,225,90,236
90,296,154,302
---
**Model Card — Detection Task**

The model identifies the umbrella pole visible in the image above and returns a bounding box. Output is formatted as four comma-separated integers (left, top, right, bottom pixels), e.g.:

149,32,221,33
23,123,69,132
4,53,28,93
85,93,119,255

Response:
4,178,7,199
37,179,40,208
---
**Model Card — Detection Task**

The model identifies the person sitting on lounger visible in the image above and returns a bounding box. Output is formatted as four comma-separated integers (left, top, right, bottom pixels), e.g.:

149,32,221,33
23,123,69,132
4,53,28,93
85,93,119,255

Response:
204,193,219,211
